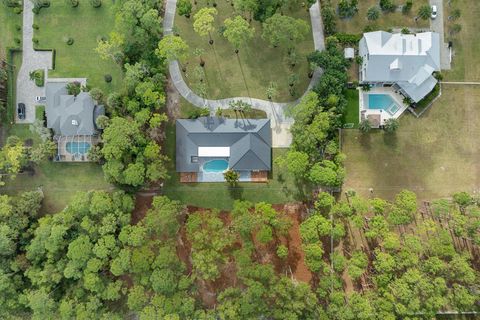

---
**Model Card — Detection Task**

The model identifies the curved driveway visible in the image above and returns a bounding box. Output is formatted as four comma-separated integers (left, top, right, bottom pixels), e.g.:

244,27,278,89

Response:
163,0,325,147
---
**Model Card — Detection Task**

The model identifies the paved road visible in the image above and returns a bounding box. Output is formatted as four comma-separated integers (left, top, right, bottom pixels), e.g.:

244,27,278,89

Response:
16,0,53,124
430,0,451,70
164,0,325,147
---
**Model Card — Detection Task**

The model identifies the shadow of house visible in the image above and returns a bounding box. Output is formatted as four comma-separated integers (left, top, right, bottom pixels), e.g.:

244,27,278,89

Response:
45,82,104,162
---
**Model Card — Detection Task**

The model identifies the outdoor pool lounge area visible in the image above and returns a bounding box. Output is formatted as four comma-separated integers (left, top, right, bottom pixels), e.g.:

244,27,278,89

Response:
66,142,91,155
358,87,408,127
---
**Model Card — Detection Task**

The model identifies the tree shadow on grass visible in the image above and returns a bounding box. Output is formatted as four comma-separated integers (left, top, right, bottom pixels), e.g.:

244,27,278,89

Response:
228,185,244,200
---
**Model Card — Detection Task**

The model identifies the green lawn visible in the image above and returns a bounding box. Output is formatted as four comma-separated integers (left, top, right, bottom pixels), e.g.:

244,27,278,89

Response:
330,0,430,34
162,123,310,210
443,0,480,81
342,85,480,202
0,3,21,54
175,2,313,102
33,1,123,92
179,96,267,119
343,88,359,127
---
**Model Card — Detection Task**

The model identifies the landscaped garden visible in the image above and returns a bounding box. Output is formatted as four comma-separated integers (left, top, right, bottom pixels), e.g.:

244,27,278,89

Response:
342,85,480,201
174,0,314,101
32,1,123,91
163,123,310,209
327,0,430,34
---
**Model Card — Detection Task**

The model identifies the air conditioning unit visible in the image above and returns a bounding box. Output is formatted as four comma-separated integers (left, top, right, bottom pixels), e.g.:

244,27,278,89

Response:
72,120,79,126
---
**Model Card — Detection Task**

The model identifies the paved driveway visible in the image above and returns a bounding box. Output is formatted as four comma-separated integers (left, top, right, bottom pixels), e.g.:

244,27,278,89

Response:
430,0,451,70
15,0,52,123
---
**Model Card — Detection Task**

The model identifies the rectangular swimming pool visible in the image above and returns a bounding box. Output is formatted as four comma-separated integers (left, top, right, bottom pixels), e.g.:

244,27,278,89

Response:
66,142,91,155
368,94,400,116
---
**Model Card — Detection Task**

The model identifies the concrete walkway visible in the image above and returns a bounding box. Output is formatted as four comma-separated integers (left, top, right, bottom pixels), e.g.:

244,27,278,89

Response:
430,0,451,70
164,0,325,147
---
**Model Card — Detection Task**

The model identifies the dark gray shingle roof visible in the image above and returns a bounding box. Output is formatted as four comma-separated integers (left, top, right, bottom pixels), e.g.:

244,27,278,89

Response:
176,117,271,172
46,82,104,136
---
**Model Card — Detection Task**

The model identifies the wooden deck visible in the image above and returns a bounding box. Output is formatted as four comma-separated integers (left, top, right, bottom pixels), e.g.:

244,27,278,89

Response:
180,172,198,183
251,171,268,182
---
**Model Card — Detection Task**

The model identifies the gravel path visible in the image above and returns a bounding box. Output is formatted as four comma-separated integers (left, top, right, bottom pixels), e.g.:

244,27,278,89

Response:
15,0,53,124
163,0,325,147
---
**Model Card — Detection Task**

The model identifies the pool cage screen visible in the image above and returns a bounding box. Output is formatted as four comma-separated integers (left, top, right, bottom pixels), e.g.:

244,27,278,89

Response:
55,135,94,162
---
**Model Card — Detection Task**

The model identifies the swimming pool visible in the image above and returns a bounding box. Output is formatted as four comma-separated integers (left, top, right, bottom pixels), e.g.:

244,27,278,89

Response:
368,94,400,115
203,159,229,172
66,142,91,155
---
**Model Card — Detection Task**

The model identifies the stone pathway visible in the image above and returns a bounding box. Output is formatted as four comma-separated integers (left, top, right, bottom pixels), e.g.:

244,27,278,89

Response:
163,0,325,147
16,0,53,124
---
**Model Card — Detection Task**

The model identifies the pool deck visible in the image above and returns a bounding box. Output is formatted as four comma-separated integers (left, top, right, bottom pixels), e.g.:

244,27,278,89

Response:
359,87,408,127
55,135,100,162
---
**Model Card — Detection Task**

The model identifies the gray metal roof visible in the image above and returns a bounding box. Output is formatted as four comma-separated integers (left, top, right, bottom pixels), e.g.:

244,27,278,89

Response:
359,31,440,102
45,82,104,136
176,117,271,172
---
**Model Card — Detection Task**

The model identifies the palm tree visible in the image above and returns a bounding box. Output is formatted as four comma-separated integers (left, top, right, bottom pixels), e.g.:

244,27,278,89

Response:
418,5,432,20
359,119,371,133
367,6,380,21
384,118,399,133
448,8,461,20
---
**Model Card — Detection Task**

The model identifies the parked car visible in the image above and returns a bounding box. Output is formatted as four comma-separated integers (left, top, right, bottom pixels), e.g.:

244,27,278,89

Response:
35,96,46,103
431,5,437,19
17,103,26,120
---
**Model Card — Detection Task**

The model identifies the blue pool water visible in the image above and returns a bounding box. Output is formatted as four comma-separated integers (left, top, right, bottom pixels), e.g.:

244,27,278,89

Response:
203,159,229,172
368,94,400,115
66,142,91,155
368,94,394,109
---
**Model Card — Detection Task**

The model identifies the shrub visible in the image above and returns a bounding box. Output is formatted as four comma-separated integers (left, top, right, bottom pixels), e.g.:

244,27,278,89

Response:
63,36,74,45
402,0,413,14
367,6,380,21
90,0,102,8
32,0,50,13
89,88,104,102
187,107,210,119
5,0,21,7
334,33,362,45
66,81,81,96
338,0,358,19
276,245,288,259
29,69,45,87
322,5,336,36
32,24,39,30
32,37,39,45
15,24,21,31
401,27,410,34
379,0,396,12
13,6,22,14
104,74,112,83
14,37,21,44
67,0,79,7
177,0,192,17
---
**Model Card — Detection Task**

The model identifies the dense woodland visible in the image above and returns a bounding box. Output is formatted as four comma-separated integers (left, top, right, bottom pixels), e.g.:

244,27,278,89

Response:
0,0,479,318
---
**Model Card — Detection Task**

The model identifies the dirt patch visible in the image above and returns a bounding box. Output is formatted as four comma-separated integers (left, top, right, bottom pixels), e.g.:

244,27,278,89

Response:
131,193,154,224
166,77,181,121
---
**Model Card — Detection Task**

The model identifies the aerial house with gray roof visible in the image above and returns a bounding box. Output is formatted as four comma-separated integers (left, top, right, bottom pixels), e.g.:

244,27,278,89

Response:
176,117,271,182
45,81,104,162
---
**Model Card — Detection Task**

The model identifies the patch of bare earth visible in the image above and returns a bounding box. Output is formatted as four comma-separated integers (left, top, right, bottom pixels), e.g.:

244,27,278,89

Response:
166,77,180,120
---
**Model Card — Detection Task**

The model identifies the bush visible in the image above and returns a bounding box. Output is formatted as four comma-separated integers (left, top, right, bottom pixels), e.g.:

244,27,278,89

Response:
67,0,79,7
5,0,21,7
14,37,21,44
32,24,39,30
401,27,410,34
379,0,396,12
322,5,337,36
66,81,82,96
334,33,362,45
104,74,112,83
32,37,39,45
187,107,210,119
29,69,45,87
177,0,192,17
90,0,102,8
402,0,413,14
13,6,22,14
63,37,74,45
15,25,21,31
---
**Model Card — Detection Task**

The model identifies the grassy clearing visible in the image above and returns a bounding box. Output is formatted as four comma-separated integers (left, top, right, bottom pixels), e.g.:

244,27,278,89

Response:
175,1,313,102
162,123,310,210
343,88,359,127
0,3,21,54
33,1,123,92
330,0,429,34
342,85,480,201
179,96,267,119
443,0,480,81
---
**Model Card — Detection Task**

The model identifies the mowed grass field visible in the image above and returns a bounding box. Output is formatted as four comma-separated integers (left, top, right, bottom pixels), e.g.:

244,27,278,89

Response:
175,1,314,102
342,85,480,201
443,0,480,81
0,3,21,54
33,1,123,92
330,0,430,33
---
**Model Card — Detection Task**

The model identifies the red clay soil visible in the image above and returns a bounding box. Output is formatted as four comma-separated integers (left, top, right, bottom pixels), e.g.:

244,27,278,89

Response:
131,194,154,224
